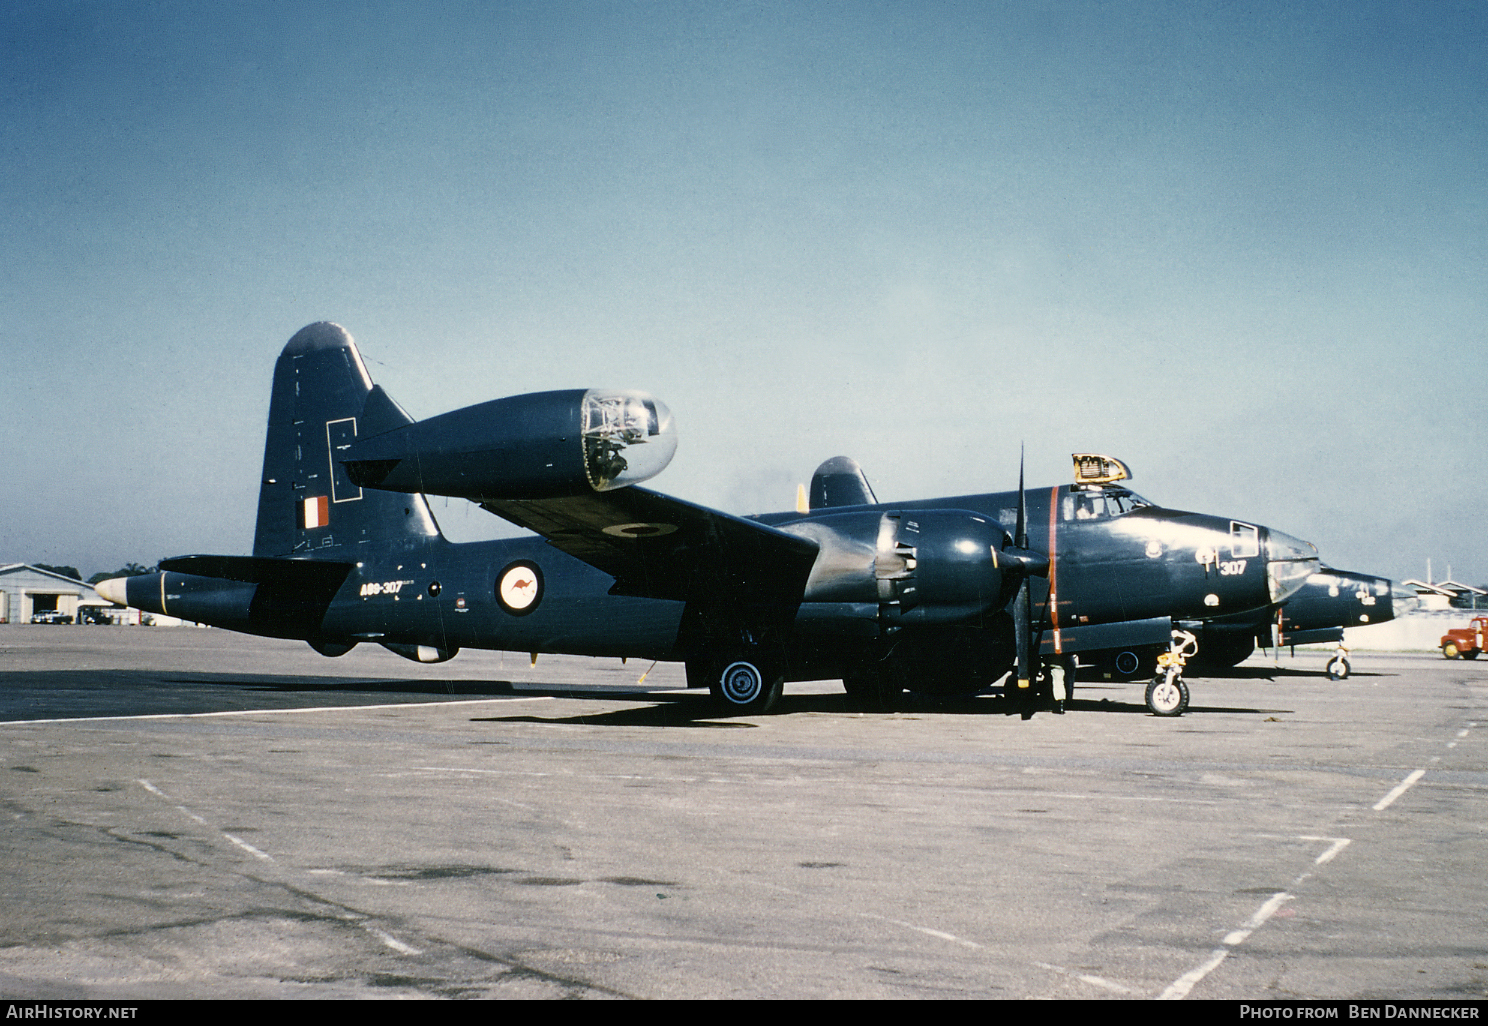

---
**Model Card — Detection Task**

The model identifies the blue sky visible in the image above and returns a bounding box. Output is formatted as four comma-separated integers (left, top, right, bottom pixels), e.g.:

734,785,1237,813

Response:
2,1,1483,585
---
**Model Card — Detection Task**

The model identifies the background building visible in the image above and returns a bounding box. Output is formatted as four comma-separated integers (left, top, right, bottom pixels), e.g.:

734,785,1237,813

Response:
0,564,116,623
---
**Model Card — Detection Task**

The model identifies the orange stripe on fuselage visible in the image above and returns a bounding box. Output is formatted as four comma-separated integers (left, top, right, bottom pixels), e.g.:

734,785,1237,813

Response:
1048,486,1060,654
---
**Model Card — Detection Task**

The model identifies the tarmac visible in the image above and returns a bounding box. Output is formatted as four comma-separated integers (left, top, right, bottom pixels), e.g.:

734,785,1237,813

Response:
1,624,1485,1000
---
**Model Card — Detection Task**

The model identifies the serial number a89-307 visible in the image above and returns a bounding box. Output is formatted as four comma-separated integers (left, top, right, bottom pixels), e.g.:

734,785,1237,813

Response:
359,579,414,597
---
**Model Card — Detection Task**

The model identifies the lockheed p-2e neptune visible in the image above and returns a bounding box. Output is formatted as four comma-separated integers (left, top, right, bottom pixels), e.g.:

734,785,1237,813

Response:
100,322,1326,717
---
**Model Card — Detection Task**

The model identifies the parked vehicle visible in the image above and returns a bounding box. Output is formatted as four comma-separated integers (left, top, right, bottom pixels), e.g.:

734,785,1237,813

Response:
1441,616,1488,659
29,610,73,624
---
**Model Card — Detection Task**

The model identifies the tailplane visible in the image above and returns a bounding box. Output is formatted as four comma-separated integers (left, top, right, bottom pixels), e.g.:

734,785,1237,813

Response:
253,322,442,557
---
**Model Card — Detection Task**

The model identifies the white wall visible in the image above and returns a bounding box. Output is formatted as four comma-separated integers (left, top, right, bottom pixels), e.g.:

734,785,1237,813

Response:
1337,610,1483,652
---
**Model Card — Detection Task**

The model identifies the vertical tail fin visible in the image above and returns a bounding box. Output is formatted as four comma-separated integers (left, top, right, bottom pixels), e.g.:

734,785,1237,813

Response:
253,322,443,558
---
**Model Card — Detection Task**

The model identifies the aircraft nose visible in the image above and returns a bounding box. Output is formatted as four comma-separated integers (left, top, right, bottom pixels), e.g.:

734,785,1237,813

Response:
1265,529,1321,603
1390,583,1421,619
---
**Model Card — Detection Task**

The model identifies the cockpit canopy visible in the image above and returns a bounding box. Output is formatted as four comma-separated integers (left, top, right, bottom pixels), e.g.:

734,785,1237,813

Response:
1063,488,1153,521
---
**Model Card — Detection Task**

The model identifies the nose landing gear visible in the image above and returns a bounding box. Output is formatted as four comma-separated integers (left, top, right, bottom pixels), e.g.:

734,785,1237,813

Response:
1146,630,1198,716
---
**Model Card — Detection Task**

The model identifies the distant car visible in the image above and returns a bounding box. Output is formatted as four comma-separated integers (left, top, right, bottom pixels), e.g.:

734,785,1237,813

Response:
30,610,73,624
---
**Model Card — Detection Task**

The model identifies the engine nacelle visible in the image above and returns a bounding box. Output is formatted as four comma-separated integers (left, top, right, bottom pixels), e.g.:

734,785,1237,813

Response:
784,509,1014,625
343,388,676,500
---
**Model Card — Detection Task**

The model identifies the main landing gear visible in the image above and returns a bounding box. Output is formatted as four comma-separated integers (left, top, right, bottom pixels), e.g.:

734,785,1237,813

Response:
687,648,786,715
1146,630,1198,717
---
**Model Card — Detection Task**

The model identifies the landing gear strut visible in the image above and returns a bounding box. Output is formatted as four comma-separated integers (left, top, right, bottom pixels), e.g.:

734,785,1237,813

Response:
1146,630,1198,717
1326,644,1351,681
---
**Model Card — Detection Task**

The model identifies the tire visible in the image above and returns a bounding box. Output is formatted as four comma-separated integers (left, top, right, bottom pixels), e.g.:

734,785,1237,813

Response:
1326,655,1351,680
1443,643,1460,660
710,659,784,715
1145,674,1189,717
1467,650,1480,660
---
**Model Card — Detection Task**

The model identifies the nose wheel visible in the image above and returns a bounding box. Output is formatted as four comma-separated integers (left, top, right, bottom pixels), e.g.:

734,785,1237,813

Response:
1147,630,1198,716
1145,672,1190,716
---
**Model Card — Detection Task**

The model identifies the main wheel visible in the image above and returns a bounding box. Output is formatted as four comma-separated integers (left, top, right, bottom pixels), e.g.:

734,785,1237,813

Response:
1443,642,1461,660
1145,674,1189,717
709,659,784,715
1326,654,1351,680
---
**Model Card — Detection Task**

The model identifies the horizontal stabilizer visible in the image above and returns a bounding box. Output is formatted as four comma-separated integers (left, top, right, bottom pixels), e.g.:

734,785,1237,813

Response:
158,555,355,592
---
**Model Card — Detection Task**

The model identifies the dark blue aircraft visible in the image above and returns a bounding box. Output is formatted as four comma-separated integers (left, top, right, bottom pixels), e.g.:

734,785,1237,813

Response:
796,458,1411,702
98,323,1324,717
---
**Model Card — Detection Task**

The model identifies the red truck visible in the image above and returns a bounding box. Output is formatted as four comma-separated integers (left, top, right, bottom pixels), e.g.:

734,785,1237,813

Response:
1441,616,1488,659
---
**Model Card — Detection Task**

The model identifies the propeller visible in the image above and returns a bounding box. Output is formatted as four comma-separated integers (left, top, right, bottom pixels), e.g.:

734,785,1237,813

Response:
999,447,1050,712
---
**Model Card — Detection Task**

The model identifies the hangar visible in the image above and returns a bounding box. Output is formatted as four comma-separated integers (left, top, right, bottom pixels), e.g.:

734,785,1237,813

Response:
0,564,110,624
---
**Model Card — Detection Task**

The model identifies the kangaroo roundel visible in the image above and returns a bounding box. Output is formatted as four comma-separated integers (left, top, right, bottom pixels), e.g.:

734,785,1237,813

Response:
496,561,544,616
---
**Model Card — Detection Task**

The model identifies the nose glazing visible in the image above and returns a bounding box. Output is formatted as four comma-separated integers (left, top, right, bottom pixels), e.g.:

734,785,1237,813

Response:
1265,529,1321,603
1390,584,1420,619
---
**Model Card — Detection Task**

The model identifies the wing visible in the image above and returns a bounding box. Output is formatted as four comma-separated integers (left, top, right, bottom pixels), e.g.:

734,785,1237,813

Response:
480,487,819,620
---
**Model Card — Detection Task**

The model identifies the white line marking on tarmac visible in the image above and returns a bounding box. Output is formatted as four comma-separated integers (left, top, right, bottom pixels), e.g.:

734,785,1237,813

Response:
1374,768,1426,811
365,926,423,956
1159,891,1293,1000
1033,961,1138,994
139,780,275,860
1299,836,1351,865
138,782,425,954
2,696,552,726
1161,833,1352,1000
857,912,984,950
1164,743,1456,1001
222,833,274,861
1222,890,1293,947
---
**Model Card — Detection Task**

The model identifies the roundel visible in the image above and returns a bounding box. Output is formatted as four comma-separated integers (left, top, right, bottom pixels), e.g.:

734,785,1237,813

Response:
496,561,544,616
601,522,678,538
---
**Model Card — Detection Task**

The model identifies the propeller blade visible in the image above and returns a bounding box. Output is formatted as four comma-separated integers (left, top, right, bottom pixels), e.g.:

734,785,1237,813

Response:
1008,446,1041,717
1015,444,1028,550
1013,576,1032,691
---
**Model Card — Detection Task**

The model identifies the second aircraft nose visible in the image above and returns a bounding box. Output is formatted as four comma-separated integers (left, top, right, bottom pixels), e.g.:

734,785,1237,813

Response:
1265,529,1321,603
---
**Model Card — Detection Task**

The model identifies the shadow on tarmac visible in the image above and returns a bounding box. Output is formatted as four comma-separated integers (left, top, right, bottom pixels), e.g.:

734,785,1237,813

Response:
1,667,1301,724
470,687,1296,727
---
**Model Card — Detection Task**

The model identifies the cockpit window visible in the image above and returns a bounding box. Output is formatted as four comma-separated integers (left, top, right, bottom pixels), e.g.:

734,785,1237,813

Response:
1230,521,1260,558
1062,489,1153,521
